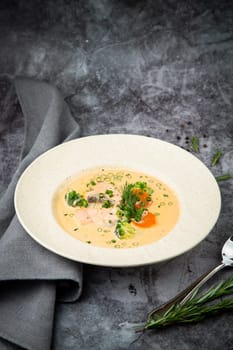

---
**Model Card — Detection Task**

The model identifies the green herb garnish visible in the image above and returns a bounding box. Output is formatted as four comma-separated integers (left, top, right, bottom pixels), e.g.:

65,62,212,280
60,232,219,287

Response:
191,136,199,153
211,149,222,166
118,182,153,223
113,182,154,240
65,190,88,208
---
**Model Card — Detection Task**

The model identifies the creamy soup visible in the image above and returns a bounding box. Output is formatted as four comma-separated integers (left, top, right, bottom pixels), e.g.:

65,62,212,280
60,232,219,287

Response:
53,167,180,248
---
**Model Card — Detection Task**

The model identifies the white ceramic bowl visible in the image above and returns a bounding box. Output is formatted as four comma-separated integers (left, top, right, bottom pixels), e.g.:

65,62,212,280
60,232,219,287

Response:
14,134,221,267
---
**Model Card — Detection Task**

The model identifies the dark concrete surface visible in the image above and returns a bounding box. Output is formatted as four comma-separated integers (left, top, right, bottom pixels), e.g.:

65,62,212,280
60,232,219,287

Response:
0,1,233,349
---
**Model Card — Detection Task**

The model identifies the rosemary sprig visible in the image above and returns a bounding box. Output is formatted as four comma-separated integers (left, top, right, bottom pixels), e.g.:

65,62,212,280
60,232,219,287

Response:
143,275,233,330
145,299,233,329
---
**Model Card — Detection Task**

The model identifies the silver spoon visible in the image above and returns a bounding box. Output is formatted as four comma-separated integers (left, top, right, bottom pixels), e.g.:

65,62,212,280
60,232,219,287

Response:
148,235,233,317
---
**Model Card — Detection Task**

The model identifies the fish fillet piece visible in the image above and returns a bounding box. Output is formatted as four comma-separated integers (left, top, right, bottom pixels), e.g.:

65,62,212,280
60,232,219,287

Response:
75,207,118,227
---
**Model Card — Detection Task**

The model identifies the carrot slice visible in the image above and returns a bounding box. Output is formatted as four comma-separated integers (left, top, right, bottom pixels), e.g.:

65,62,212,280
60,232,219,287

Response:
133,212,156,228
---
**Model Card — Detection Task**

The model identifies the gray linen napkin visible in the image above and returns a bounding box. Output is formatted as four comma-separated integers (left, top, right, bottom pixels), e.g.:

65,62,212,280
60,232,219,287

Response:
0,78,83,350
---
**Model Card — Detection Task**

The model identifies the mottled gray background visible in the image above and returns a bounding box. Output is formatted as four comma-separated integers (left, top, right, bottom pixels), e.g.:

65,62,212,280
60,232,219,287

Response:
0,0,233,349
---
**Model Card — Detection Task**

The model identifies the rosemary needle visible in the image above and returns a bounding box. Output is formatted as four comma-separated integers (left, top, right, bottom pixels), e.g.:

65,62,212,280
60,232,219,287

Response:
211,149,222,166
191,137,199,153
215,174,232,182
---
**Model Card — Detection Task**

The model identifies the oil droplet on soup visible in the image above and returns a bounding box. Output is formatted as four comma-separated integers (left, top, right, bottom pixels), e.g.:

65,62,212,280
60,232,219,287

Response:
53,167,180,248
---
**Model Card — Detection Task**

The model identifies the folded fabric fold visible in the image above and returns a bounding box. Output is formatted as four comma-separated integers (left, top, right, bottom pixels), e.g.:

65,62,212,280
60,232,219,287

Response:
0,77,83,350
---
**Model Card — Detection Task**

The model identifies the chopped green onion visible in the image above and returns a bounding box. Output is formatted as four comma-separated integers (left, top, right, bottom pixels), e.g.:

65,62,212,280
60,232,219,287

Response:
102,200,112,208
105,189,114,197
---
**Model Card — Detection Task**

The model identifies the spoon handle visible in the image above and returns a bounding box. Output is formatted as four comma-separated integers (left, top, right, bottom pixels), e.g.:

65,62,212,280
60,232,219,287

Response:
147,263,225,319
179,263,225,305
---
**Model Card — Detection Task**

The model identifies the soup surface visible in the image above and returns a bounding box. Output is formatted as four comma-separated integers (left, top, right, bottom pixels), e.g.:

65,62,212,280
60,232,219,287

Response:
53,167,180,248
